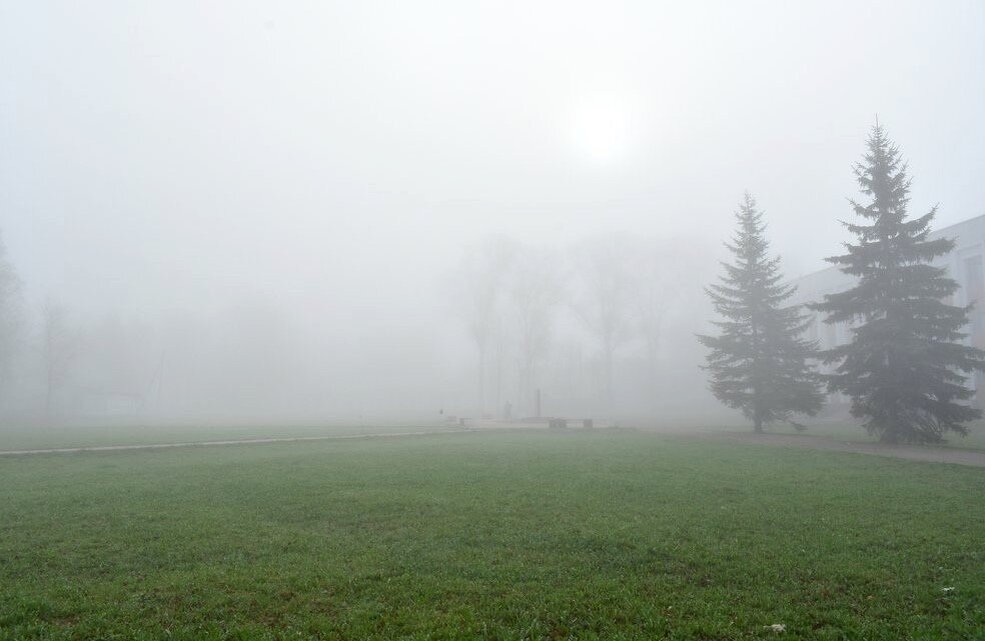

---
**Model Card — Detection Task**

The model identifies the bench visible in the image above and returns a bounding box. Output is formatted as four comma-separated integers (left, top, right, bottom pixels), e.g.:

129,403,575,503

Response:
548,418,594,429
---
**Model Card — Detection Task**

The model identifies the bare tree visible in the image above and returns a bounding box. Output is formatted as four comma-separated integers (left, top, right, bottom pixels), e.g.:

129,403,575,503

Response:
454,237,517,416
630,239,691,392
40,302,78,419
0,232,22,407
511,248,561,416
570,236,634,413
489,310,513,416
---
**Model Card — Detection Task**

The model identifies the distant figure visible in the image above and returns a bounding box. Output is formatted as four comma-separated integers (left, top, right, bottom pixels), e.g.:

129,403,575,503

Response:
503,401,512,421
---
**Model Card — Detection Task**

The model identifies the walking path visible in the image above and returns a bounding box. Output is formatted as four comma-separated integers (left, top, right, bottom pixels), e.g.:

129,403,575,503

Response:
0,428,472,457
680,430,985,467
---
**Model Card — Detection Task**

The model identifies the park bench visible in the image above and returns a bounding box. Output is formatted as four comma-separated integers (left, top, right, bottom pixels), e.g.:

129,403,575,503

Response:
548,418,594,429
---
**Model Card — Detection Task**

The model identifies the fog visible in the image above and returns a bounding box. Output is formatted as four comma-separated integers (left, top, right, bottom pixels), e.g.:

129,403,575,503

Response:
1,1,983,426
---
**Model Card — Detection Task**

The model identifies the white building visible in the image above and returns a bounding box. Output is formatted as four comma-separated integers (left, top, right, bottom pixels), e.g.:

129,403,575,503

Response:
790,213,985,408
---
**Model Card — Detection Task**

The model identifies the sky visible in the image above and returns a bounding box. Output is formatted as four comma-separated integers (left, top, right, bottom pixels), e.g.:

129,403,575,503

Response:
0,1,984,421
2,1,984,318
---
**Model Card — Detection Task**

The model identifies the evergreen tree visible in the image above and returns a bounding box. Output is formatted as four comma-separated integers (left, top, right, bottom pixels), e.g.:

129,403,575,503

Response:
811,124,985,444
699,194,824,431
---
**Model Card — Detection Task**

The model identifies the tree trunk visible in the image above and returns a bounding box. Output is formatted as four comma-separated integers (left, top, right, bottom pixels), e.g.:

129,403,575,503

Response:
603,342,614,416
45,358,53,422
752,374,763,433
646,338,658,410
477,347,486,417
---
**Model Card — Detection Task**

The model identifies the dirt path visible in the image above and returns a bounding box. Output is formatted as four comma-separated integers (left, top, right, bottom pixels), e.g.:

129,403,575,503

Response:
0,428,473,457
676,430,985,467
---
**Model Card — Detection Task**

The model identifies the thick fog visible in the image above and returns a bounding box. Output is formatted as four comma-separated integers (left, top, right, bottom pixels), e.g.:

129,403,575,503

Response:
1,1,983,425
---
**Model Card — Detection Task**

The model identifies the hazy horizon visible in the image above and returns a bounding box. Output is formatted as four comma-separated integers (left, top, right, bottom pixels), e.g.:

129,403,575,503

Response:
2,1,984,424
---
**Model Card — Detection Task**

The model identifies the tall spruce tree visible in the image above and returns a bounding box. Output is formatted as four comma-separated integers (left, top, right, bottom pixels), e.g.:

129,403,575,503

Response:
699,193,824,431
811,125,985,444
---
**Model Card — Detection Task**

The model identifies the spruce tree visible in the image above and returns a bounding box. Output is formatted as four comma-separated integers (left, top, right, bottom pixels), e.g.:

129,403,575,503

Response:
699,194,824,431
812,125,985,444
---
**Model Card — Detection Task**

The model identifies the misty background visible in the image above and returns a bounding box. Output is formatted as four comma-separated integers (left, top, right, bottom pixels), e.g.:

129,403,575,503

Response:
1,1,983,425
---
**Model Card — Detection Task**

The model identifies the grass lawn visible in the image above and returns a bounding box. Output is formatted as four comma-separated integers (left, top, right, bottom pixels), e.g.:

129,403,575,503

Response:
1,430,982,640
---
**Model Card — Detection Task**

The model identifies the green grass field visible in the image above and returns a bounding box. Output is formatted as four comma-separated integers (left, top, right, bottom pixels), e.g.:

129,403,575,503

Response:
1,430,983,640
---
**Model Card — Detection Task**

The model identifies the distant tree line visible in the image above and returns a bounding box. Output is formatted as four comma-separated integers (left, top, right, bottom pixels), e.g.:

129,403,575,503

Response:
452,235,713,420
700,124,985,444
3,123,980,443
0,272,343,424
